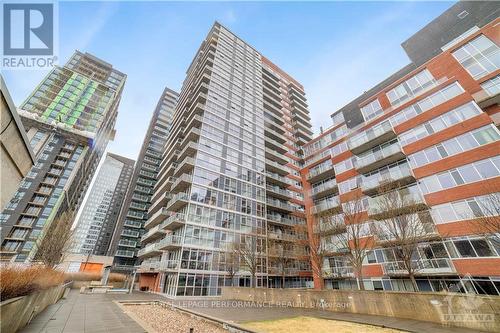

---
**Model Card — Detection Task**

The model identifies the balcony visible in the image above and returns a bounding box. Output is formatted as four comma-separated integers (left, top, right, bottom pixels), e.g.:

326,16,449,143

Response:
354,142,405,174
268,267,299,276
166,192,189,212
157,234,182,250
118,239,137,248
318,219,346,236
349,120,396,155
137,243,162,258
265,159,290,176
266,171,293,187
174,157,195,176
115,249,135,258
265,136,288,154
148,193,172,217
382,258,456,276
265,148,288,165
264,126,287,144
266,185,293,201
267,214,302,227
267,198,295,213
144,207,170,229
307,163,335,183
141,224,166,243
367,189,428,220
159,213,186,231
137,261,161,272
267,231,304,242
361,165,415,196
323,266,354,278
151,177,175,204
472,89,500,109
171,174,192,194
182,127,200,145
178,142,197,162
311,179,338,199
311,196,341,215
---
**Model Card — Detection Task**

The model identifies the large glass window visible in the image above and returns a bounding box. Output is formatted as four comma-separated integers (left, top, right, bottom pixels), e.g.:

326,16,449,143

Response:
452,35,500,79
360,99,383,121
386,69,435,106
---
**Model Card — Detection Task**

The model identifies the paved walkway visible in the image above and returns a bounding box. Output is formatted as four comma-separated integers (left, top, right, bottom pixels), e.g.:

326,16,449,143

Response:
20,290,483,333
20,290,162,333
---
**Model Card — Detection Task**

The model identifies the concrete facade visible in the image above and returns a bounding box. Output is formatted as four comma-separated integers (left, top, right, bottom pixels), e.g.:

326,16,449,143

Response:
0,76,35,210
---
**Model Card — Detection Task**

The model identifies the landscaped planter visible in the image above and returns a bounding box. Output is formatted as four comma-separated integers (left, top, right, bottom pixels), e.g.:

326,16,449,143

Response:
0,282,71,333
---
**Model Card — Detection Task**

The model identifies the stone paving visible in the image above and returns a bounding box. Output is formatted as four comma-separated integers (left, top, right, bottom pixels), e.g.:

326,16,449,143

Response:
20,289,482,333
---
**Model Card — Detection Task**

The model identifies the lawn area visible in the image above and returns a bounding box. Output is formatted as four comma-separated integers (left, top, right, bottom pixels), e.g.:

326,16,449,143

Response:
241,316,404,333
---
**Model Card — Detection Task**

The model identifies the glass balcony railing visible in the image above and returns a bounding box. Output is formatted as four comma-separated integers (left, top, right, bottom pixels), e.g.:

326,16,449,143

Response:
348,120,395,153
367,187,426,217
382,258,455,275
157,234,182,250
361,165,414,194
323,266,354,278
354,142,404,172
311,196,341,215
311,179,338,197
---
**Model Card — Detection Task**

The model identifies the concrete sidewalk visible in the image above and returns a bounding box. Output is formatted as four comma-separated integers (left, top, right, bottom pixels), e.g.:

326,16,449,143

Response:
20,290,482,333
19,290,162,333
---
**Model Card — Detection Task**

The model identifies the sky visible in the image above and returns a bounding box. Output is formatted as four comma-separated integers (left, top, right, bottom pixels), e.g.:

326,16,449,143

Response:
3,0,455,161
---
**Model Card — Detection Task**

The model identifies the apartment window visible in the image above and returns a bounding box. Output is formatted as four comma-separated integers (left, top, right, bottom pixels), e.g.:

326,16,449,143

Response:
452,35,500,79
360,99,383,121
391,82,464,126
331,112,345,127
409,125,500,168
420,156,500,194
399,101,482,146
386,69,435,106
480,75,500,96
431,193,500,224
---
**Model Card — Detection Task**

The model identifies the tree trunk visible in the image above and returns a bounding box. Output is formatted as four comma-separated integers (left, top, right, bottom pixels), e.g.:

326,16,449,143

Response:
252,272,256,288
356,267,365,290
282,273,285,288
409,273,418,292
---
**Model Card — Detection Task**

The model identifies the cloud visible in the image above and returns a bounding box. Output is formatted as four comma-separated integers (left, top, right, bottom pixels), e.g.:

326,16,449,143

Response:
65,2,119,53
223,9,237,24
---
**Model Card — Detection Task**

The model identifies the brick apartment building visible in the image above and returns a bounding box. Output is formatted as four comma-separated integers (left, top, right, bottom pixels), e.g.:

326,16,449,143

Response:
301,1,500,295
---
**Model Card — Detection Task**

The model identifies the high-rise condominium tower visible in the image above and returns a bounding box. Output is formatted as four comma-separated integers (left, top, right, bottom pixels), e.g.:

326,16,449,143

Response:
0,51,126,263
137,22,313,296
109,88,178,272
72,153,134,255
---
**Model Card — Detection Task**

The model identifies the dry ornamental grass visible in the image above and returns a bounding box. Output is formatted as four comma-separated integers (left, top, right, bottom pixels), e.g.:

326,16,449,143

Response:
242,316,405,333
0,265,65,301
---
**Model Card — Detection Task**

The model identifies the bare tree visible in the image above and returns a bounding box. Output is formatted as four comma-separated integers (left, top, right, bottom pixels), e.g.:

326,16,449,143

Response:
231,236,261,288
267,233,300,288
336,195,373,290
35,210,74,268
474,190,500,237
309,222,327,290
373,186,433,291
223,249,239,287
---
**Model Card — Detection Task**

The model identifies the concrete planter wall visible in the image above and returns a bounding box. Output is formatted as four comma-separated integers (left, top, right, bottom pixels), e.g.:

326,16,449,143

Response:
70,280,125,289
221,287,500,332
0,283,70,333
